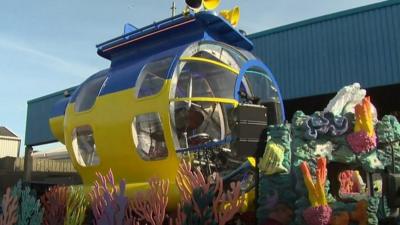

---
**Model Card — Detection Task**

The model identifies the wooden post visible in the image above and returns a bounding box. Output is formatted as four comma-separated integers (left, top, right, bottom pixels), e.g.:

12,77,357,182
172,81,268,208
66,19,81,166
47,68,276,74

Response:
23,145,33,183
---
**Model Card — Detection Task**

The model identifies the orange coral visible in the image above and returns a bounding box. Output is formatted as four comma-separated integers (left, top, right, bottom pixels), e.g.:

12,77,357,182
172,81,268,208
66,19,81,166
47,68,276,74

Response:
300,157,328,207
330,211,350,225
354,96,375,137
130,178,169,225
350,200,368,225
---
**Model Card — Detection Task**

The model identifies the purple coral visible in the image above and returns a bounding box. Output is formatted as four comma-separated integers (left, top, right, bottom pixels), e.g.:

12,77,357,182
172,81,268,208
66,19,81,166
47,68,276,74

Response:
90,169,128,225
347,131,376,153
303,205,332,225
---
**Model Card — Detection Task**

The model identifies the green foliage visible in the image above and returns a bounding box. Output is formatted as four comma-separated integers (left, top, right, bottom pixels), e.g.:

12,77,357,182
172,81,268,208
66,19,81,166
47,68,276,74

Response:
11,181,43,225
64,186,88,225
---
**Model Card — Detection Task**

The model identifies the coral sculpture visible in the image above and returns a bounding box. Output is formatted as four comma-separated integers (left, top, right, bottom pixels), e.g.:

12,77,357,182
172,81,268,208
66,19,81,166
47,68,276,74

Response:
40,186,68,225
12,181,44,225
259,141,288,175
0,187,18,225
90,169,128,225
65,186,88,225
175,160,244,225
129,178,169,225
329,211,350,225
347,97,376,153
324,83,366,116
338,170,366,195
304,112,348,140
300,157,332,225
350,200,368,225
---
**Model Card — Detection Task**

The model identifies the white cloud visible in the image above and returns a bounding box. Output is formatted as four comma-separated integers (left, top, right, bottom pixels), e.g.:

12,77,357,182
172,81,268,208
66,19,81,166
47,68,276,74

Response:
0,36,99,78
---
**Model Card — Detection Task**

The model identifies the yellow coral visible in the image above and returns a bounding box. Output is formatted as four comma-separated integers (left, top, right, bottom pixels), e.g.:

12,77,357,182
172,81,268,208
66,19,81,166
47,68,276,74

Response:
259,141,287,175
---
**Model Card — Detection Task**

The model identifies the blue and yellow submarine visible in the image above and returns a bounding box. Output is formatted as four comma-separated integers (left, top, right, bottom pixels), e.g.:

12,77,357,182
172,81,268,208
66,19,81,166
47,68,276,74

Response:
49,0,285,206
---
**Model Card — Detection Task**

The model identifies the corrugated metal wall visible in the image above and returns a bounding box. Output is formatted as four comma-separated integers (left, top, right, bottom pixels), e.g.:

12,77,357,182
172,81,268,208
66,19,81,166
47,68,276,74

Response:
248,1,400,100
0,137,20,157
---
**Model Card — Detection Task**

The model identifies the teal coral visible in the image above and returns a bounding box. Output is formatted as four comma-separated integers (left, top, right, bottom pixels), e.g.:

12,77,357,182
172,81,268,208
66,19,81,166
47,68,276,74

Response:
375,115,400,172
257,174,296,224
12,181,43,225
376,115,400,143
266,124,292,170
358,150,384,172
367,197,379,225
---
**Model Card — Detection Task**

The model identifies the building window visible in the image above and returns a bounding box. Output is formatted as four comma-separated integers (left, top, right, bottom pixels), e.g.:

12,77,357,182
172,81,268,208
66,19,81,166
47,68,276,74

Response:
72,125,100,166
132,113,168,160
136,57,174,98
75,70,108,112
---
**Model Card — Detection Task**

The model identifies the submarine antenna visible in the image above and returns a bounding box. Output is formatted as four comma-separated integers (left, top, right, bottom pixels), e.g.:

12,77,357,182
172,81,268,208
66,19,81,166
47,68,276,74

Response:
171,1,176,16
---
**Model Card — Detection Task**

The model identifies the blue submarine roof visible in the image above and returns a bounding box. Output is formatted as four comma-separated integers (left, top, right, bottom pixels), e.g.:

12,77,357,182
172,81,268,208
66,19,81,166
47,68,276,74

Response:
96,11,253,60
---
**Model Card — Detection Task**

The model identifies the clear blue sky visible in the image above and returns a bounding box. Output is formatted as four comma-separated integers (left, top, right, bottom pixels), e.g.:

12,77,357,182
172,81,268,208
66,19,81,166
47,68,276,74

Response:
0,0,383,153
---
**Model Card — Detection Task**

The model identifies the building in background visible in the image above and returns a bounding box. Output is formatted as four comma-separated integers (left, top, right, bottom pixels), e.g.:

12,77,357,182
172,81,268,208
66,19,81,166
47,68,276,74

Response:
31,146,69,160
248,0,400,119
0,126,21,158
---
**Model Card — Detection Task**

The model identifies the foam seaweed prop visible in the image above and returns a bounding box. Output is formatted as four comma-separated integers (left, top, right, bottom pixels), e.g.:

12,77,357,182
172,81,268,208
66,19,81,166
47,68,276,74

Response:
40,186,67,225
0,187,18,225
130,178,169,225
90,169,128,225
65,186,88,225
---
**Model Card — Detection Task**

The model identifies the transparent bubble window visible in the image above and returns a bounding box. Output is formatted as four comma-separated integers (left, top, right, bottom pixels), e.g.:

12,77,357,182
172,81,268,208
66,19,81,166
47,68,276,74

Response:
169,41,246,151
180,41,247,71
75,71,107,112
170,101,234,149
239,66,283,124
132,113,168,160
174,59,238,99
72,125,100,166
136,57,174,98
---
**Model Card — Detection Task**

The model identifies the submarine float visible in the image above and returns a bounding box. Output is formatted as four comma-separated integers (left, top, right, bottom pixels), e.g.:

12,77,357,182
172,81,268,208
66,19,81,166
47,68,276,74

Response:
49,0,285,206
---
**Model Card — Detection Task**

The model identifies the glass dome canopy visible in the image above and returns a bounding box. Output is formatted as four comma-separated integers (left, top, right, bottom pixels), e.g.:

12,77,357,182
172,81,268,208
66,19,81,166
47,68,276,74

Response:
169,40,284,177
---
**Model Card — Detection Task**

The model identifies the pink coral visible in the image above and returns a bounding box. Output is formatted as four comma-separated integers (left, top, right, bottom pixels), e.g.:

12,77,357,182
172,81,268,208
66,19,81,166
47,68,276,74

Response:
0,187,18,225
303,205,332,225
339,170,354,194
130,178,169,225
346,131,376,153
